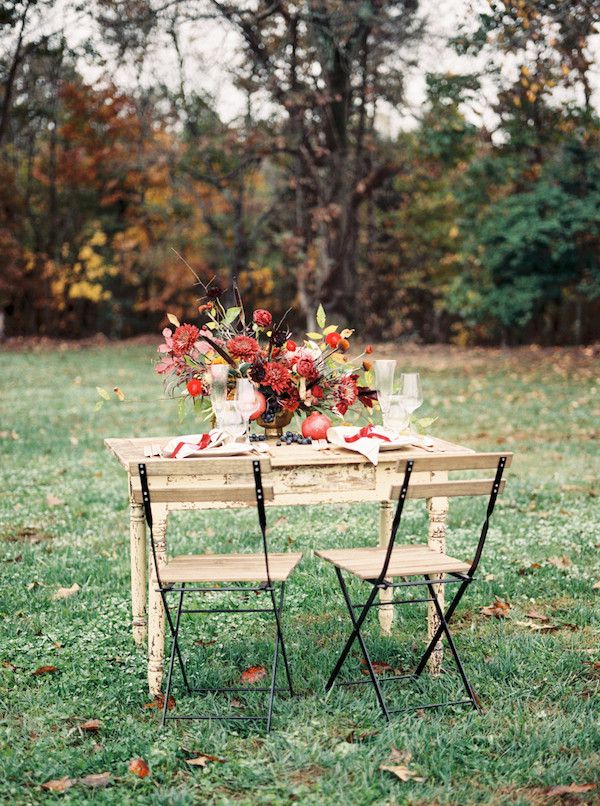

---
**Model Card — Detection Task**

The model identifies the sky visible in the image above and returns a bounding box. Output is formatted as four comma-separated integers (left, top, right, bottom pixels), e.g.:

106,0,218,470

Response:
36,0,600,133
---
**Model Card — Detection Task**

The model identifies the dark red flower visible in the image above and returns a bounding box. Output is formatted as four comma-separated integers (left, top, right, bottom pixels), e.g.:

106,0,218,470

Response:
249,360,266,383
263,362,291,393
286,340,297,352
172,324,200,356
333,374,358,415
296,357,316,379
281,387,300,412
227,335,259,362
253,309,272,328
311,385,324,399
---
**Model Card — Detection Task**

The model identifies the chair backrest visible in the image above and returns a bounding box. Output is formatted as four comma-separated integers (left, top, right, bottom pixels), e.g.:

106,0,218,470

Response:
382,453,511,581
137,456,275,589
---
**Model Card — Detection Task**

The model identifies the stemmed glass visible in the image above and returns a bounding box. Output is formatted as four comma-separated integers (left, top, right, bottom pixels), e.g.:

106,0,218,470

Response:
210,364,229,424
385,396,410,434
374,359,396,422
235,378,258,444
399,372,422,430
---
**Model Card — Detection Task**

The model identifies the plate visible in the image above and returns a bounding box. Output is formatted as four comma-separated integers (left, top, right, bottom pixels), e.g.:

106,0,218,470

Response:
326,426,415,452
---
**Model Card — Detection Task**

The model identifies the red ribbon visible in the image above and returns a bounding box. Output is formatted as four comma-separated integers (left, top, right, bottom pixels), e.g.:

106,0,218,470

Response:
344,425,391,443
170,433,211,459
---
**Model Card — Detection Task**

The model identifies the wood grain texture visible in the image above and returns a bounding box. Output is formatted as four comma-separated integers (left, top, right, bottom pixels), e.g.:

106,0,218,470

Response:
315,545,469,579
160,552,303,583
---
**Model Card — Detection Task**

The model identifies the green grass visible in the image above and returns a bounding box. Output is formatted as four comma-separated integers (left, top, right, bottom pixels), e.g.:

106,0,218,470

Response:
1,343,599,805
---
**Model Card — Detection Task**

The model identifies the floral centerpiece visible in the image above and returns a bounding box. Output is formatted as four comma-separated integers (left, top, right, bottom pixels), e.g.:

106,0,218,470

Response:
155,283,376,434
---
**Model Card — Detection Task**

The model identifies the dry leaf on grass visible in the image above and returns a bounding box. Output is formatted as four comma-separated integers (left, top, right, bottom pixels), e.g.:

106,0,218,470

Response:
524,608,549,621
480,598,511,618
547,555,572,569
240,665,267,684
128,758,150,778
380,764,425,783
545,782,595,796
42,777,73,793
593,581,600,590
185,752,225,768
2,660,17,671
79,719,101,732
79,772,111,788
33,665,58,676
53,583,81,601
46,494,64,507
144,693,175,710
360,658,392,676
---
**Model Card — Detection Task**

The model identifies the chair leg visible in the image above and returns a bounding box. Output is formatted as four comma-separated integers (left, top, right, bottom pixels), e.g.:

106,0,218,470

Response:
161,588,185,728
269,583,294,697
423,578,480,710
161,589,191,693
414,578,470,679
332,569,390,721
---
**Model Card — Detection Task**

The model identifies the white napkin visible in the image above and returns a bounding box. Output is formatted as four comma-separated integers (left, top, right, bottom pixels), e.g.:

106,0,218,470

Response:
162,431,223,459
326,425,399,465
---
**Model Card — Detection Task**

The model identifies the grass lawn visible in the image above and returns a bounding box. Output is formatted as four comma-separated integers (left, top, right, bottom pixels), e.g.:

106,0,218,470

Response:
1,342,599,805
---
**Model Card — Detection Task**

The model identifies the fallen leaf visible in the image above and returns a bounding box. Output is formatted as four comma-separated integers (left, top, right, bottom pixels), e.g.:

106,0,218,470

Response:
390,748,413,764
185,753,225,767
42,777,73,793
593,581,600,590
53,583,81,601
46,494,64,507
27,581,40,590
193,639,216,647
545,783,595,796
380,764,425,783
144,693,175,710
518,562,541,575
80,719,101,732
524,608,549,621
128,758,150,778
79,772,111,788
33,665,58,676
548,555,572,569
6,554,23,563
240,665,267,684
480,598,511,618
360,658,392,676
2,660,17,671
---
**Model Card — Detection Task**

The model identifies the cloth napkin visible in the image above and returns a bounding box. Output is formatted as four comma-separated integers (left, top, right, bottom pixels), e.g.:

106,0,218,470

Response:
162,431,222,460
327,425,396,466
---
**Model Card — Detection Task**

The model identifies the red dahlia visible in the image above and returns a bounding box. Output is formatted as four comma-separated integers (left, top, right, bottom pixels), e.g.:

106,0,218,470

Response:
333,374,358,415
172,324,200,356
263,361,291,393
227,335,259,362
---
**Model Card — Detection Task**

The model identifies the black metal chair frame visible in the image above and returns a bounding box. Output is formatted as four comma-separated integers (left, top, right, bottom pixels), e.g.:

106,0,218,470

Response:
324,456,507,720
138,459,294,732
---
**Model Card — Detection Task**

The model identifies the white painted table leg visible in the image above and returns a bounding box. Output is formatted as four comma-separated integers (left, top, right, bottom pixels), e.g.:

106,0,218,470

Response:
129,498,147,645
378,500,394,635
426,471,449,676
147,504,168,697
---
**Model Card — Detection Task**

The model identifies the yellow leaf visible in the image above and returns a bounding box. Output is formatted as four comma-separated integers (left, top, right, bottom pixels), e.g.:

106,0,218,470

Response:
331,352,348,363
167,313,180,327
340,328,354,338
323,325,338,335
306,332,323,340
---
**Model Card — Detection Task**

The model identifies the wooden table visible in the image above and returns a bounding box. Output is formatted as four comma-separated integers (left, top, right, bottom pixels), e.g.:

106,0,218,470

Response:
105,435,494,696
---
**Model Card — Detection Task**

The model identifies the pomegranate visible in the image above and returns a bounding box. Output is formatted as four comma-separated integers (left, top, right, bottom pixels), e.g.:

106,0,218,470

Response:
249,391,267,421
301,411,332,441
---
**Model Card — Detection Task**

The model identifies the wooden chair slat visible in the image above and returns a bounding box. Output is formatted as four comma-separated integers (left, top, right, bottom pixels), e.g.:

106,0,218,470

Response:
315,546,470,580
131,455,272,476
394,452,512,473
160,552,303,583
131,482,275,504
390,478,506,499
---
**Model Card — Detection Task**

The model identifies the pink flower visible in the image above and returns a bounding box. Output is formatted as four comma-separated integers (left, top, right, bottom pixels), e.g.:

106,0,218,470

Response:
172,324,200,357
296,356,317,379
253,309,272,328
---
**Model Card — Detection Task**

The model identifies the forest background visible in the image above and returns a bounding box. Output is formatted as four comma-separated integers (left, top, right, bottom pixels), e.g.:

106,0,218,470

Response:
1,0,599,346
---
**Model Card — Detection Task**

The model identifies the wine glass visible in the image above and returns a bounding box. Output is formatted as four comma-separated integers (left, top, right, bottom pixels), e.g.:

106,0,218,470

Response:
374,359,396,420
216,401,245,442
210,364,229,420
384,395,410,434
235,378,257,444
399,373,422,430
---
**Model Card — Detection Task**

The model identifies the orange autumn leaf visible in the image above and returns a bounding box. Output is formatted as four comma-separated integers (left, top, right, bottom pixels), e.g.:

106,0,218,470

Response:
129,758,150,778
144,693,175,710
240,665,267,684
42,777,73,793
480,598,511,618
33,665,59,676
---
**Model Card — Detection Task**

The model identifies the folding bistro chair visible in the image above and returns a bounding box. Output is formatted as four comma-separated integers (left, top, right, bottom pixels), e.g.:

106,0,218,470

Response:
315,453,510,720
136,457,302,731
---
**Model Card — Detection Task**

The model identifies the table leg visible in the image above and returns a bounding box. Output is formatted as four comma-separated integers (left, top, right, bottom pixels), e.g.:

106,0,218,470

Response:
147,504,168,697
426,471,449,676
378,500,394,635
129,499,147,645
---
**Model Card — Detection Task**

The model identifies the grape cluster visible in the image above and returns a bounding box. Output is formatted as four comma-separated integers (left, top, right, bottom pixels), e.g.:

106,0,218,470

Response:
260,399,281,423
276,431,313,446
249,434,267,442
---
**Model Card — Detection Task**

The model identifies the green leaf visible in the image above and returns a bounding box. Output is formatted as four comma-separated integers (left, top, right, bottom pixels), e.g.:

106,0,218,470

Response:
306,332,323,340
96,386,110,400
323,325,338,335
205,321,218,330
223,306,241,324
316,304,326,329
415,416,437,430
94,400,103,411
178,396,186,423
